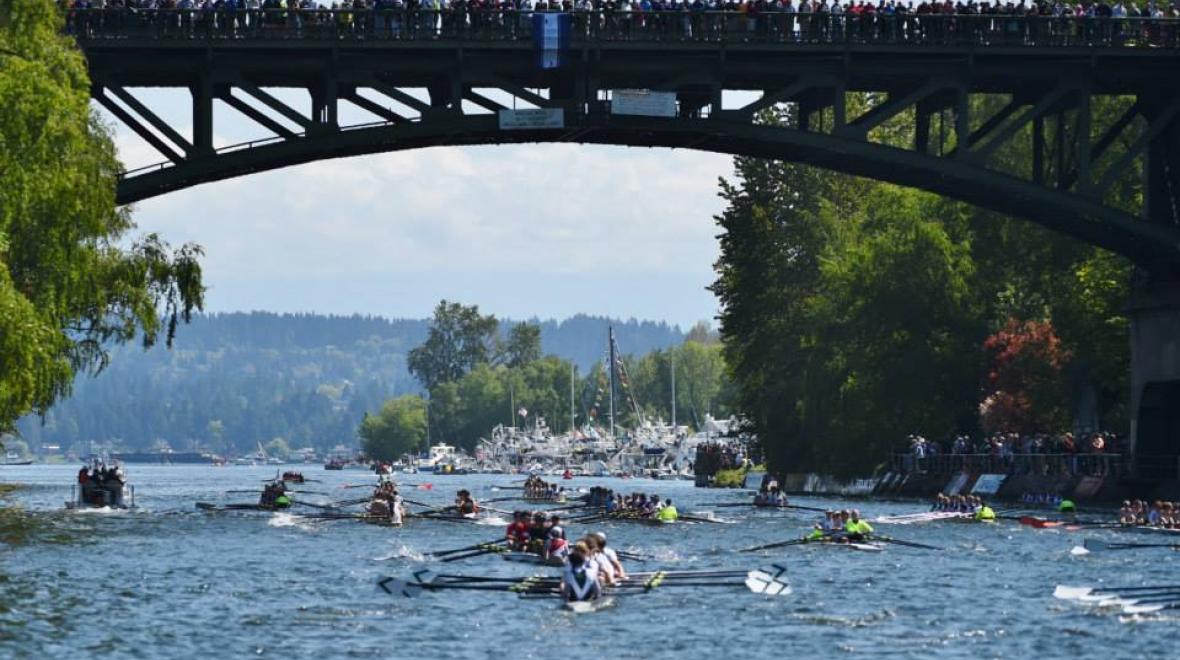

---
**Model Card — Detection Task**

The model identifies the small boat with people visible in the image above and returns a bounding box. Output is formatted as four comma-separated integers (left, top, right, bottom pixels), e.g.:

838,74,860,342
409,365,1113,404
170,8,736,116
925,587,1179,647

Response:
67,461,134,509
195,479,293,512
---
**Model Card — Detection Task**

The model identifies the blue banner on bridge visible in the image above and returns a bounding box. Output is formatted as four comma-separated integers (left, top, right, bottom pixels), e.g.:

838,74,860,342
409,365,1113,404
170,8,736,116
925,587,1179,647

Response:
532,13,571,70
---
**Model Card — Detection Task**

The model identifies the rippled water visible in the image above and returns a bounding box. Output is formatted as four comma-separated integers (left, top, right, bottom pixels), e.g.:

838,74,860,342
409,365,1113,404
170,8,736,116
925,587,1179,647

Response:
0,465,1175,658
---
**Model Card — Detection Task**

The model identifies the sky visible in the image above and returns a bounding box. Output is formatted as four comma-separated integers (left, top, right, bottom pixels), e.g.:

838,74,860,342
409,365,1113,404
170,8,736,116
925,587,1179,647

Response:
100,89,736,330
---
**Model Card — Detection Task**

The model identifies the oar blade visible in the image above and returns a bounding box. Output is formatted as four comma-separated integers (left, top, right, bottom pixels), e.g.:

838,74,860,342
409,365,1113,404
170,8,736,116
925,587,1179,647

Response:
745,570,792,597
378,577,423,598
1053,585,1093,600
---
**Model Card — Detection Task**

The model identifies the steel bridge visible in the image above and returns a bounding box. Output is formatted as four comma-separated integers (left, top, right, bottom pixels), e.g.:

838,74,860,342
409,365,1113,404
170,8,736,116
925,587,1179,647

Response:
73,9,1180,473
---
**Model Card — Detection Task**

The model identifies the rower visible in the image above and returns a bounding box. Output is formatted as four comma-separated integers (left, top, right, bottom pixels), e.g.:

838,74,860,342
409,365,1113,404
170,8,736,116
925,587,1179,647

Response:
528,513,549,554
583,535,618,586
656,498,678,523
974,500,997,522
506,511,529,550
561,544,601,603
455,489,478,516
592,532,626,580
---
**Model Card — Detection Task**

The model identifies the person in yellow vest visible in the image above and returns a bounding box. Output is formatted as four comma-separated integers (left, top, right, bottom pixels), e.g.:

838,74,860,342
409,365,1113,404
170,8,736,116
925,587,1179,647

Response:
845,510,873,541
805,524,826,542
975,501,997,522
656,498,678,523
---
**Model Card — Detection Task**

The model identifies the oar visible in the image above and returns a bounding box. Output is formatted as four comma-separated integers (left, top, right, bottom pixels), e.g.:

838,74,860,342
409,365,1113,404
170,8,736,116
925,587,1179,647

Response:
427,540,507,558
740,537,822,553
1055,584,1180,600
615,550,655,562
678,513,726,524
1085,539,1180,551
439,545,509,563
870,535,941,550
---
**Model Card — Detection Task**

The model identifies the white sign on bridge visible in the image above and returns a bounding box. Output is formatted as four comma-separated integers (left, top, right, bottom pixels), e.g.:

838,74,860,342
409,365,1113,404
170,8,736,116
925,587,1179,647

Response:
498,108,565,130
610,90,677,118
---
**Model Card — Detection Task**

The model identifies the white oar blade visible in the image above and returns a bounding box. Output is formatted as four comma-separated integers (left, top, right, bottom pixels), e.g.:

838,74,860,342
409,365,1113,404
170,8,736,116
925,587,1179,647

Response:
1053,585,1092,600
1123,603,1167,614
1078,592,1120,602
1069,546,1090,556
745,571,791,597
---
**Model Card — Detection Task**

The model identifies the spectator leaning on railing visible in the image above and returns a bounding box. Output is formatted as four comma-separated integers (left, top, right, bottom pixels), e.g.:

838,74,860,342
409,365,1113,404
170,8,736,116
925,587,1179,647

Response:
61,0,1180,48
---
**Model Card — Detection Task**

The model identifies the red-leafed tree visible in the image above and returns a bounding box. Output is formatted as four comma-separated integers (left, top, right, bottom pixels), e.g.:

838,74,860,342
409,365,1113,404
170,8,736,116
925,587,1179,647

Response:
979,318,1072,433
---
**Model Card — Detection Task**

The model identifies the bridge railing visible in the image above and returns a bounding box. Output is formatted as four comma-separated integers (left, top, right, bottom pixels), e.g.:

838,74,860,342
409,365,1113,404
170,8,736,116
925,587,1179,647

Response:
890,452,1129,478
65,9,1180,49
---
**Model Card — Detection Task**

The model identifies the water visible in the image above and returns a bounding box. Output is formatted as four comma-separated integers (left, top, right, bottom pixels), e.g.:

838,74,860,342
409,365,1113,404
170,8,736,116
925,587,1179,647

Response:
0,465,1174,658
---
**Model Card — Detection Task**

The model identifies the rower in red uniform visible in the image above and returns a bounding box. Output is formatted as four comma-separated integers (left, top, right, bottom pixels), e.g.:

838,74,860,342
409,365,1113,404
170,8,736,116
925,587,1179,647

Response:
505,511,531,550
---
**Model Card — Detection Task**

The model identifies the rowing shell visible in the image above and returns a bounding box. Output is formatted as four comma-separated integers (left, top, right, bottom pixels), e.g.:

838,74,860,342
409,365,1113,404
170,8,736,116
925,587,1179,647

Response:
813,541,884,552
501,552,565,567
562,596,616,614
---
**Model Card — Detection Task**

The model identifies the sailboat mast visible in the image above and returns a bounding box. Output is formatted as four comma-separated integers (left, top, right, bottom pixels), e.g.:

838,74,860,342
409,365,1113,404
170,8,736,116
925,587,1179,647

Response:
608,326,616,438
670,351,676,428
570,362,576,433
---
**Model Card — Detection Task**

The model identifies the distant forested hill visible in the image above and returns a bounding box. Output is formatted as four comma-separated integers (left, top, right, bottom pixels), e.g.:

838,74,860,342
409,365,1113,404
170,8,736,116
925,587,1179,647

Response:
15,312,683,455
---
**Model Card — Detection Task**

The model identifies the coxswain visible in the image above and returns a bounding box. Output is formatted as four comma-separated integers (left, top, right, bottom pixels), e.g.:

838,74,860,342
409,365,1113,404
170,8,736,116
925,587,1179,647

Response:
844,510,873,542
656,498,678,523
1058,498,1076,519
546,524,569,560
803,523,825,542
561,543,601,603
974,500,996,522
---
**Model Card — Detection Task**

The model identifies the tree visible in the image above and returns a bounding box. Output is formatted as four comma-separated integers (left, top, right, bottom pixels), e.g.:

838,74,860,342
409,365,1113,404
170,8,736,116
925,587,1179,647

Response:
499,322,542,368
407,300,498,390
359,395,428,461
979,318,1072,433
0,0,204,432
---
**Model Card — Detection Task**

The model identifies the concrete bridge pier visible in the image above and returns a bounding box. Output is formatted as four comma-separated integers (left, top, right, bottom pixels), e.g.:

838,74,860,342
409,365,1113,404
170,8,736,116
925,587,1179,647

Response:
1129,283,1180,480
1130,110,1180,480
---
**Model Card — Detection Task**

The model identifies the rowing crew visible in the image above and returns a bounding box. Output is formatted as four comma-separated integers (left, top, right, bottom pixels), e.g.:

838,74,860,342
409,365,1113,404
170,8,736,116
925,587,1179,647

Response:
930,495,998,521
562,533,628,603
753,487,788,507
604,492,679,522
806,510,875,542
259,480,292,509
1118,500,1180,528
506,511,569,556
523,476,567,499
368,479,406,524
932,494,986,513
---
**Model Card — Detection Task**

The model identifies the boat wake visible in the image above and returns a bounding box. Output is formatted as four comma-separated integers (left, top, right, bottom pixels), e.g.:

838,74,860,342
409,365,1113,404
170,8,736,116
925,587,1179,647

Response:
794,609,897,628
373,544,424,562
268,512,317,531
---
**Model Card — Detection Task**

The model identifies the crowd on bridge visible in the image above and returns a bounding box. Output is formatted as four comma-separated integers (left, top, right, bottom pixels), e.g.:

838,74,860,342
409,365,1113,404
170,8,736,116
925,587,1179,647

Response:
902,430,1125,477
63,0,1180,48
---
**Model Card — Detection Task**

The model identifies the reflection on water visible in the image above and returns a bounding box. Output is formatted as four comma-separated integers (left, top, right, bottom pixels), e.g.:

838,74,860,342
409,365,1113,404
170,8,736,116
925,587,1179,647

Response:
0,465,1175,658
